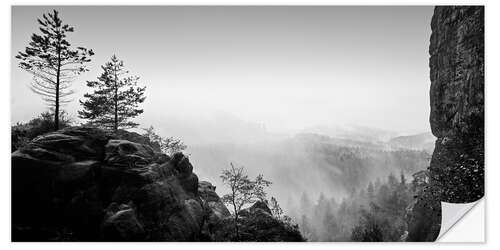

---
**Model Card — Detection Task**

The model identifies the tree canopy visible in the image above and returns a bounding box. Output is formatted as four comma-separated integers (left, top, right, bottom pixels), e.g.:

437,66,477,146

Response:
220,163,271,239
16,9,94,130
143,126,187,155
79,55,146,131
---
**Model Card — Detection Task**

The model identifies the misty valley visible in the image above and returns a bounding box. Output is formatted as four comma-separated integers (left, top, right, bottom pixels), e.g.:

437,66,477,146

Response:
187,126,434,241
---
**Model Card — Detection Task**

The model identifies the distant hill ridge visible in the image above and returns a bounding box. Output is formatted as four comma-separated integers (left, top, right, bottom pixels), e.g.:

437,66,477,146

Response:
294,131,435,152
387,132,435,152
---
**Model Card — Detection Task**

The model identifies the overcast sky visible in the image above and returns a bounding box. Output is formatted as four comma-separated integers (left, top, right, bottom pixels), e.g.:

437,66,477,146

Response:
11,6,434,137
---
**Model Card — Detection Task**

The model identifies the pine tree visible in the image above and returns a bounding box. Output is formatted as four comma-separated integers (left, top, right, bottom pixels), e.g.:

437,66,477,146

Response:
16,9,94,130
79,55,146,131
299,192,312,215
269,197,284,219
387,172,398,188
400,171,407,186
367,182,375,200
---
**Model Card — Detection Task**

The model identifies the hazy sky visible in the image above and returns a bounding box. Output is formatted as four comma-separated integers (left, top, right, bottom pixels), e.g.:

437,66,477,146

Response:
11,6,434,136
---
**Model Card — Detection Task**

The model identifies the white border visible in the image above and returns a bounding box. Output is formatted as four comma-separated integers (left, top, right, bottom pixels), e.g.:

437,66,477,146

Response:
2,0,496,249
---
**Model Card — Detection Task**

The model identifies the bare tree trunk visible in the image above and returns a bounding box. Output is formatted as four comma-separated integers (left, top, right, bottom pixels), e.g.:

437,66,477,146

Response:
114,67,118,132
232,194,240,241
234,212,240,241
54,42,61,131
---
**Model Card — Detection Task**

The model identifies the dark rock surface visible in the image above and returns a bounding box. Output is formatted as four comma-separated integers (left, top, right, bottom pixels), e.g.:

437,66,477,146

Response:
198,181,230,219
406,6,484,242
101,203,146,241
12,126,302,241
405,186,442,242
428,6,484,203
11,126,204,241
211,201,304,242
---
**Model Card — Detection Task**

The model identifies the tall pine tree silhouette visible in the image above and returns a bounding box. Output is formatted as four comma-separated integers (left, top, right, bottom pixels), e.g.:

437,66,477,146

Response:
79,55,146,131
16,9,94,130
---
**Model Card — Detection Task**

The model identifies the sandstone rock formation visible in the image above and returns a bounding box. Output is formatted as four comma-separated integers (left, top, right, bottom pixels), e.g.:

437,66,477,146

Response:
429,6,484,203
212,201,304,242
407,6,484,242
12,126,302,241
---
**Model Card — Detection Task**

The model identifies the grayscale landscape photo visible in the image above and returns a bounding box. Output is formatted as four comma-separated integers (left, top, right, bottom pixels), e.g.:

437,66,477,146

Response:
11,6,484,242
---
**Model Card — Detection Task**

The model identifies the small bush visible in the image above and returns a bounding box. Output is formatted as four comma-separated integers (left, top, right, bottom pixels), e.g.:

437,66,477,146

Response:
142,126,187,156
11,111,72,151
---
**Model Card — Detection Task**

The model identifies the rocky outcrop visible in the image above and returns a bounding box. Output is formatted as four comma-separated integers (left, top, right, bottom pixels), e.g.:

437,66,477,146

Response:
428,6,484,203
11,126,204,241
212,201,304,242
198,181,230,219
12,126,302,241
406,6,484,242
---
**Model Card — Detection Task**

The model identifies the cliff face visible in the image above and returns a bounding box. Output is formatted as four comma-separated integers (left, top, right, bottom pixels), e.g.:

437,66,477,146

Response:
406,6,484,241
429,6,484,138
428,6,484,203
11,126,302,241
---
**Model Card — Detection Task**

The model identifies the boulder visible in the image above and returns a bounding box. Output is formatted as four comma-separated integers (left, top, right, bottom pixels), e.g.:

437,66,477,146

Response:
15,126,110,164
170,152,193,177
113,129,161,152
248,200,272,215
104,140,156,168
198,181,230,219
212,201,304,242
101,203,145,241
